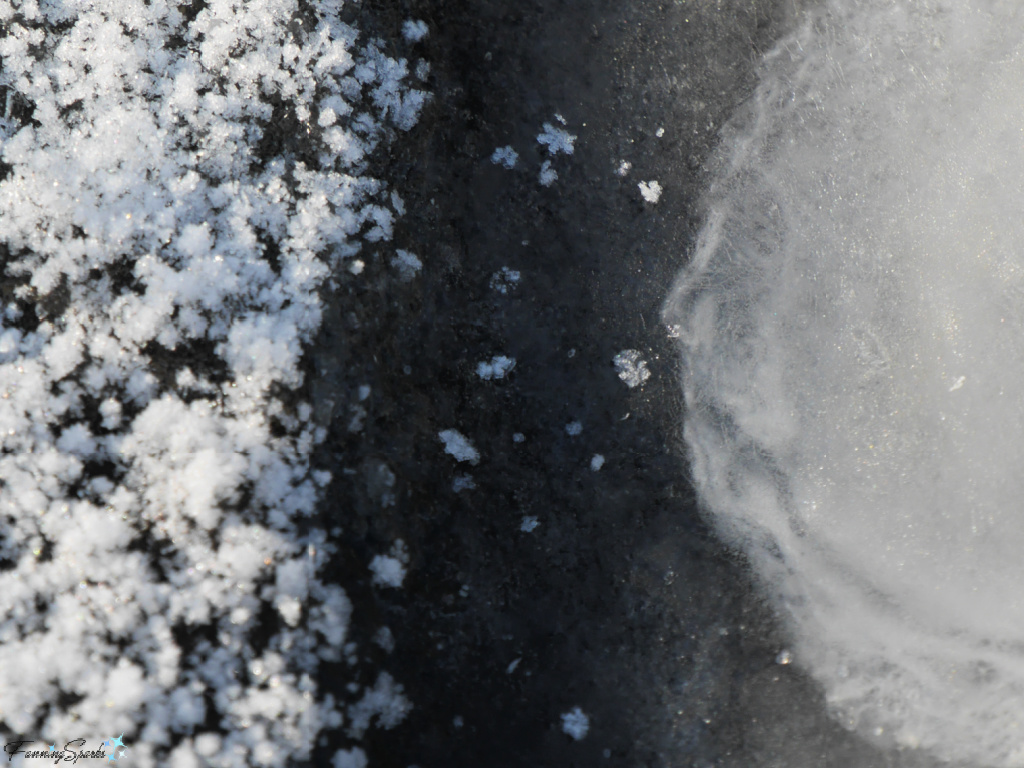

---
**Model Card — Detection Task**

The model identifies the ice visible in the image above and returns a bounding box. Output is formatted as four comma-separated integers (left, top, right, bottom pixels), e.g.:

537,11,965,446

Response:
665,2,1024,764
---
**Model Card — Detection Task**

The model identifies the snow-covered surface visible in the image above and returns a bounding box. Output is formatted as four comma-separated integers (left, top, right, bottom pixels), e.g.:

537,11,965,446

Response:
560,707,589,740
0,1,423,764
476,355,515,380
638,180,662,203
613,349,651,388
438,429,480,464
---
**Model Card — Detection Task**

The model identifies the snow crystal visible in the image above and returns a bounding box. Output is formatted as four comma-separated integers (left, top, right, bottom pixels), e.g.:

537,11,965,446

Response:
539,160,558,187
402,20,429,43
491,146,519,169
476,355,516,380
520,516,540,533
566,421,583,436
439,429,480,464
561,707,590,740
656,127,665,137
0,1,425,764
392,249,423,281
537,122,576,155
370,541,409,588
512,432,526,444
590,454,605,472
639,180,663,203
613,349,651,388
617,160,632,176
490,267,521,294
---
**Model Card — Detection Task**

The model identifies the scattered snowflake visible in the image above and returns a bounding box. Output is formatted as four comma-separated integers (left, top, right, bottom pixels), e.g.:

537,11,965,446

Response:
639,180,663,203
477,355,516,380
537,122,576,155
539,160,558,187
566,421,583,436
506,658,522,674
392,249,423,281
491,146,519,169
561,707,590,740
452,474,476,492
520,516,540,533
614,349,652,388
402,20,429,43
590,454,605,472
617,160,632,176
656,126,665,137
512,432,526,444
439,429,481,463
370,541,410,588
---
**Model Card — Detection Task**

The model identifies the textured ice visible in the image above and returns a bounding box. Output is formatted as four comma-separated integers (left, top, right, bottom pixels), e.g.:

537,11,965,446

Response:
665,2,1024,764
0,0,423,764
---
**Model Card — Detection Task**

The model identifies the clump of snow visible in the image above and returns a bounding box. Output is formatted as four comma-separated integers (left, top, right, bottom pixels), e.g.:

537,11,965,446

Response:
656,126,665,137
333,747,369,768
561,707,590,740
590,454,605,472
490,267,521,294
639,180,663,203
439,429,480,464
613,349,652,388
0,1,425,764
566,421,583,436
477,355,516,380
520,516,540,533
392,249,422,281
370,541,409,588
539,160,558,187
617,160,632,177
512,432,526,444
491,146,519,169
402,20,429,43
452,474,476,492
537,121,576,155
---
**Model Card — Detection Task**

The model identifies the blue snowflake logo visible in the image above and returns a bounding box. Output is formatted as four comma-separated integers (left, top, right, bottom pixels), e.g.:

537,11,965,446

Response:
102,734,128,762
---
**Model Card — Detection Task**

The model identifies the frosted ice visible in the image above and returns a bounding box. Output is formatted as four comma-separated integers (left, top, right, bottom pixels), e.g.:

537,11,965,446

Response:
438,429,480,464
613,349,651,388
0,0,424,764
560,707,589,740
665,2,1024,764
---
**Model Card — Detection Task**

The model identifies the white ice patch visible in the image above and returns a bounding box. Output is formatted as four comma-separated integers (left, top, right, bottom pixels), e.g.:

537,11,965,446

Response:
438,429,480,464
638,180,662,203
560,707,589,740
491,146,519,169
476,355,516,380
665,2,1024,765
613,349,651,388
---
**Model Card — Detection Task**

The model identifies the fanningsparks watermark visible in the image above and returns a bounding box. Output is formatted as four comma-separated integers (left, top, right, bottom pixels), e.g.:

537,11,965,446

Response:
4,735,129,763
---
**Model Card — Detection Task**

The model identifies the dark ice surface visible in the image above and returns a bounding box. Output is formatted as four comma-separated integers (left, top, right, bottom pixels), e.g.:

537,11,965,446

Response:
310,2,943,766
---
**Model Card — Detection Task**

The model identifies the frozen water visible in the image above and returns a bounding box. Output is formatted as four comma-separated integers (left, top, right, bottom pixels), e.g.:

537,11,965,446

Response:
665,2,1024,765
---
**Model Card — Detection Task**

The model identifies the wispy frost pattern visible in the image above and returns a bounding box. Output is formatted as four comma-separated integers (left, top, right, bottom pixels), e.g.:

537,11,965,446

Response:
0,0,423,765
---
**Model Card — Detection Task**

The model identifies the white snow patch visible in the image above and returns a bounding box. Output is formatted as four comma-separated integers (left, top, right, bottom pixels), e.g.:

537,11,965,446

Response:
561,707,590,740
639,180,663,203
491,146,519,169
477,355,516,380
617,160,632,177
439,429,480,464
613,349,651,388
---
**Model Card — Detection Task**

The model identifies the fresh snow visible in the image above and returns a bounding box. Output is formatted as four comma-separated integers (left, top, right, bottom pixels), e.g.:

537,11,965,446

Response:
491,146,519,169
0,1,423,765
613,349,651,388
537,122,576,155
590,454,605,472
476,355,515,380
539,160,558,187
638,180,663,203
401,20,429,43
560,707,590,740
